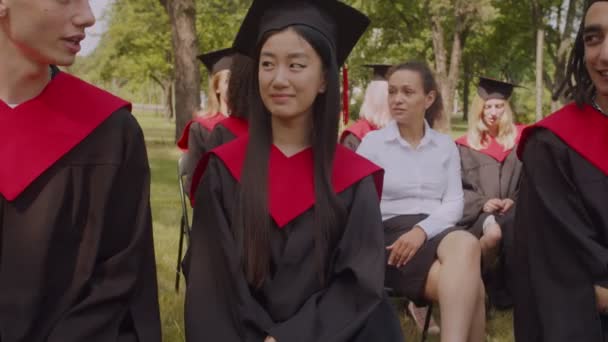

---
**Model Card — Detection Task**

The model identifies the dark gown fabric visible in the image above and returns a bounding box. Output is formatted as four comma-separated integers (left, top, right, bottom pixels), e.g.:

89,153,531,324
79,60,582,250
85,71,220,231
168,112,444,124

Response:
457,143,522,308
187,117,249,200
182,122,213,193
340,133,362,152
0,108,161,342
457,146,522,237
513,128,608,342
184,149,404,342
339,119,377,152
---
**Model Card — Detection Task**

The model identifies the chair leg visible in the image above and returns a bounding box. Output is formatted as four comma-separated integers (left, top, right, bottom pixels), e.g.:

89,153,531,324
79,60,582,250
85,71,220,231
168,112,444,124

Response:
175,217,186,292
421,304,433,342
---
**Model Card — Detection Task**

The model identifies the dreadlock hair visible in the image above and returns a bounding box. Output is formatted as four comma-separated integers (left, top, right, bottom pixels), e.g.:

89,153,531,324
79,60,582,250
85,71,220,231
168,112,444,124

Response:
557,0,607,107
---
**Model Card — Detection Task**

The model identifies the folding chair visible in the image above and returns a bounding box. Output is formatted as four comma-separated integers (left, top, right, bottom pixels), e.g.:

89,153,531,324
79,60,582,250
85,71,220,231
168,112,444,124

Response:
175,156,191,292
385,287,434,342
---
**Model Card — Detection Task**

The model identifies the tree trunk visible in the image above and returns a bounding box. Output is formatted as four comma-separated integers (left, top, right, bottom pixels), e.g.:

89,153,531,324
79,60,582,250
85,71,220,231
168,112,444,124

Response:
161,0,201,142
535,27,545,121
549,0,579,106
430,18,451,133
444,26,464,131
463,59,471,122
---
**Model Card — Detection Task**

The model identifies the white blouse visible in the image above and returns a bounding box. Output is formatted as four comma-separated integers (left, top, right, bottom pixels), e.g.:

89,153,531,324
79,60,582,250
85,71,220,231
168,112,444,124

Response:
357,120,464,240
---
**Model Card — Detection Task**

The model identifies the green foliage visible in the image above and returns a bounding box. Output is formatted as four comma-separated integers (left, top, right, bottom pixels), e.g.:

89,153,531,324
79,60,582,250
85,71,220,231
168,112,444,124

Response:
76,0,583,122
195,0,250,80
78,0,172,88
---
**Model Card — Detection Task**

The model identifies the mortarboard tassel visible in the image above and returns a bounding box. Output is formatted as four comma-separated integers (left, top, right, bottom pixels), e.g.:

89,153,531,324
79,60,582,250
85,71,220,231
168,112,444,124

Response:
342,65,349,125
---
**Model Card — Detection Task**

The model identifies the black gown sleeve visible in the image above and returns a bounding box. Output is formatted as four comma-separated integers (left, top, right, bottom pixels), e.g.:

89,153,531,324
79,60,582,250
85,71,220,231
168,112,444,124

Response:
340,133,362,152
207,125,237,152
46,114,161,342
266,176,385,342
184,123,211,193
514,129,607,342
459,149,489,227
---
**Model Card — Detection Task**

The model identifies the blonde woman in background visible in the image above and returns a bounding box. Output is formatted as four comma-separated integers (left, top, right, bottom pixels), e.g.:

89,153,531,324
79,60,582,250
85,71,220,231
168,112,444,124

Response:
455,77,525,309
177,48,232,193
340,64,392,151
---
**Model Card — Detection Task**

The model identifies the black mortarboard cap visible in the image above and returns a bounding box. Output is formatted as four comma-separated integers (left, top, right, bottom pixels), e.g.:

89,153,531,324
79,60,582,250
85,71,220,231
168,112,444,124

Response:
232,0,370,67
364,64,392,80
477,77,517,100
198,48,234,75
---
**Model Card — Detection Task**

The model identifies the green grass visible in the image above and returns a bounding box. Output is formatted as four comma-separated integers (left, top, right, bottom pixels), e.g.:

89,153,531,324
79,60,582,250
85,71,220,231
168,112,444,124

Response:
135,112,514,342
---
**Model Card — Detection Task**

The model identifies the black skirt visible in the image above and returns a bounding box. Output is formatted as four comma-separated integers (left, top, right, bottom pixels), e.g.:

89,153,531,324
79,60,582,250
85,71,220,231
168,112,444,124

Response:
383,214,458,305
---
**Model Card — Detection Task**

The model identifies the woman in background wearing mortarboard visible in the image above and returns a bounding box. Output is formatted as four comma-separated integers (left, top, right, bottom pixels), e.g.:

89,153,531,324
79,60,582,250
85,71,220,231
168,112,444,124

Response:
178,48,233,193
455,77,525,309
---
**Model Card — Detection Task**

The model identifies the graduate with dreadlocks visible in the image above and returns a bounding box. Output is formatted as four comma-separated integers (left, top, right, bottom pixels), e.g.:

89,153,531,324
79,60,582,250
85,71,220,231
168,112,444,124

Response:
513,1,608,340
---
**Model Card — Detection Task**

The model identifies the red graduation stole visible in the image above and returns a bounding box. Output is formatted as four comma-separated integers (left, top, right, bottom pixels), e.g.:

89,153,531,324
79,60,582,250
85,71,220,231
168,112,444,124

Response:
0,71,130,201
455,125,525,163
190,136,384,228
176,112,225,151
218,116,248,138
339,119,377,143
517,103,608,176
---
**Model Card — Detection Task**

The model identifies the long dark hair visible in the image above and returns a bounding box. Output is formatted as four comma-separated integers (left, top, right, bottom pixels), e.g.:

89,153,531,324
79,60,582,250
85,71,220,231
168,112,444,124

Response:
237,25,346,288
227,53,255,119
557,0,607,106
386,61,444,127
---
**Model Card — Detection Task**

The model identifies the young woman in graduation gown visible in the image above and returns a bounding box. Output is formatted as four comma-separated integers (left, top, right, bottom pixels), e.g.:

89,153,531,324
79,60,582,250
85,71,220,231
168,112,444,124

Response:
339,64,392,151
203,53,253,159
455,78,525,309
187,53,254,201
358,62,486,342
513,1,608,341
0,1,161,341
184,1,405,341
178,48,233,191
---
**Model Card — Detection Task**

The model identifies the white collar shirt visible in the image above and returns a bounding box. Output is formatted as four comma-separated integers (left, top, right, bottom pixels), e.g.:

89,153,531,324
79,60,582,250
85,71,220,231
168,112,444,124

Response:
357,120,464,240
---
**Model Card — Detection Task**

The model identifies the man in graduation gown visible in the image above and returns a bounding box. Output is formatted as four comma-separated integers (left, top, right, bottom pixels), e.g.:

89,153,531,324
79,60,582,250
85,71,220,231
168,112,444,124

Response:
0,1,161,341
513,1,608,340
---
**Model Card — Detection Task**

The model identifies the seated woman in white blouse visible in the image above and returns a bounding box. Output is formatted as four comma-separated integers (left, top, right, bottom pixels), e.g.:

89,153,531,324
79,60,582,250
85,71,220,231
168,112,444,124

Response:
358,61,485,342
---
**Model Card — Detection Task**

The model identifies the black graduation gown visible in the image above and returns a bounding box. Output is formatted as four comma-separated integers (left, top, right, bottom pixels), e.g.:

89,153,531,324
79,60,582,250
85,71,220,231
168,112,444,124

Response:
457,142,522,308
185,138,404,342
457,146,522,236
0,71,161,342
182,122,212,192
205,116,249,156
179,113,226,193
186,116,249,200
514,105,608,341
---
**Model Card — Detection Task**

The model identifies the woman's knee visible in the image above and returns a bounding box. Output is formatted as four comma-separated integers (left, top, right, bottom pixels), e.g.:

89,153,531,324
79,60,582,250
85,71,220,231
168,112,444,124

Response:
439,230,481,262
